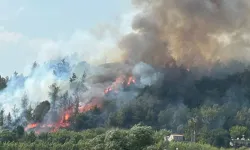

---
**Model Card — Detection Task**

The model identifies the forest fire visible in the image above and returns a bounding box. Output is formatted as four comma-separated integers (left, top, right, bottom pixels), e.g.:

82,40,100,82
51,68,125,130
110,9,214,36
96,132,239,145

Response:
79,98,102,113
25,123,38,130
104,75,136,94
25,75,135,134
64,113,70,121
25,99,102,133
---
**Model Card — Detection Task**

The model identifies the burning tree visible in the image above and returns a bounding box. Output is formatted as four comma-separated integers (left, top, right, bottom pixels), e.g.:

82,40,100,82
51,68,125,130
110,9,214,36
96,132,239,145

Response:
48,83,60,121
48,83,60,111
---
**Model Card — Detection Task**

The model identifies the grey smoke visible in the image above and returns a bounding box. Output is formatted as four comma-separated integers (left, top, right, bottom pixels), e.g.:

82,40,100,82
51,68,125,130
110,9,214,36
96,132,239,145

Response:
119,0,250,69
132,62,163,87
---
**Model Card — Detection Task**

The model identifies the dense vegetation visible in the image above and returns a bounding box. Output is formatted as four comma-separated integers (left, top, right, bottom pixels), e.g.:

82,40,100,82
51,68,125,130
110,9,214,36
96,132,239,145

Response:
0,124,245,150
1,61,250,149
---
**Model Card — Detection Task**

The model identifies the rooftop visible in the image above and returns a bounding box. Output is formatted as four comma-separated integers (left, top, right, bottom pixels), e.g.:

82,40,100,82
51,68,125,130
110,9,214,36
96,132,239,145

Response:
170,134,184,136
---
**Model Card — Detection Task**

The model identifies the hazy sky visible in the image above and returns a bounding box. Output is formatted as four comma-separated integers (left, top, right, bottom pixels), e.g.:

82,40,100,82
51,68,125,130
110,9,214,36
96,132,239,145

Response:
0,0,133,76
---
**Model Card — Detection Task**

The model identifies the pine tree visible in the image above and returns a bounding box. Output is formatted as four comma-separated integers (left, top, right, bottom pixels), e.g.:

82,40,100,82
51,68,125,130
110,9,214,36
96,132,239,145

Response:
60,91,71,110
0,109,4,126
73,87,80,116
48,83,60,111
12,104,19,120
82,72,88,92
25,105,33,122
0,75,7,90
74,98,79,116
21,93,28,111
7,113,12,125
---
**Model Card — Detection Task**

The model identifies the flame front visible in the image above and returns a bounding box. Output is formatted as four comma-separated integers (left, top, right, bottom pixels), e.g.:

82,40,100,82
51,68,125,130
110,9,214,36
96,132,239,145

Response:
64,113,70,121
25,75,135,134
25,123,38,131
104,75,136,94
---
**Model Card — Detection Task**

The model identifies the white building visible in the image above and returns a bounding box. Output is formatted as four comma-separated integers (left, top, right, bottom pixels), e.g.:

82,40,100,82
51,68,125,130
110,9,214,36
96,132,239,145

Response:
165,134,184,142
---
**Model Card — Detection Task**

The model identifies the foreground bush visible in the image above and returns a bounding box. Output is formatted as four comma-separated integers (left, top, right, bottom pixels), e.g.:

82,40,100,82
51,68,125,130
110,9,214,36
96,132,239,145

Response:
0,124,245,150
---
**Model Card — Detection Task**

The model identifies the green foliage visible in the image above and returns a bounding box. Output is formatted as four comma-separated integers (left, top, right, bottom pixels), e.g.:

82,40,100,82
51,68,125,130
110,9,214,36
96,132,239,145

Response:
229,126,248,139
70,108,103,131
0,130,16,142
169,142,220,150
104,129,129,150
24,131,36,143
128,124,154,150
4,62,250,149
153,129,170,149
0,125,241,150
206,128,230,148
14,126,25,138
24,105,33,122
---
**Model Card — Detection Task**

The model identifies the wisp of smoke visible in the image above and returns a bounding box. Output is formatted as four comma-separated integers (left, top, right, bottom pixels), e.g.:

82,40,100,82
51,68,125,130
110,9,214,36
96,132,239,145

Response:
0,59,72,114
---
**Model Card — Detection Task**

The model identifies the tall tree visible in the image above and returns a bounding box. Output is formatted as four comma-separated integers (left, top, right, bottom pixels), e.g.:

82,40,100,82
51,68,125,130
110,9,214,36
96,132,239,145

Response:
21,93,29,111
73,89,80,116
7,113,12,125
12,105,19,121
81,72,88,92
0,75,7,90
25,105,33,122
0,109,4,126
229,126,248,139
15,126,25,138
48,83,60,111
60,91,71,110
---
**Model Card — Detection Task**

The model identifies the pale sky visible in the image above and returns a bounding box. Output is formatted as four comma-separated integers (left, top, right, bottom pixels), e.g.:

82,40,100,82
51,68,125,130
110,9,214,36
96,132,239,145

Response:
0,0,133,76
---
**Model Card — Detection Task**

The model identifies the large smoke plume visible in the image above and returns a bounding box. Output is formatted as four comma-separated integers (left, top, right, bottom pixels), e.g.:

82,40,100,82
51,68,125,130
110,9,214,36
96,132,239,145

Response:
1,0,250,132
119,0,250,68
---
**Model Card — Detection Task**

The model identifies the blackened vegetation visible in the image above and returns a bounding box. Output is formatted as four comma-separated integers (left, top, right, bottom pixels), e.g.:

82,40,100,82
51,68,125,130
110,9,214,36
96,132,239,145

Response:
32,101,50,123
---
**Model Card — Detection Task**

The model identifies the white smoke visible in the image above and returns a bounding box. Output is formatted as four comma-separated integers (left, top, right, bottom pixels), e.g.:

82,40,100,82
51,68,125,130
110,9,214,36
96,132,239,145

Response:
0,9,138,115
133,62,163,87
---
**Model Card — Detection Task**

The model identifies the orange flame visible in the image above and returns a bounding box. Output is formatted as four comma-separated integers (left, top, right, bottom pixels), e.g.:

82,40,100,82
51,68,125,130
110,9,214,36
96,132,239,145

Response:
25,75,135,134
104,75,136,94
25,98,102,134
64,113,70,121
127,76,136,85
25,123,38,131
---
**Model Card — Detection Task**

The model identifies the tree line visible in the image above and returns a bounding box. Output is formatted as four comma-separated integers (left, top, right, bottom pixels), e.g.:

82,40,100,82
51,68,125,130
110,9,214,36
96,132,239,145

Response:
0,124,243,150
1,60,250,149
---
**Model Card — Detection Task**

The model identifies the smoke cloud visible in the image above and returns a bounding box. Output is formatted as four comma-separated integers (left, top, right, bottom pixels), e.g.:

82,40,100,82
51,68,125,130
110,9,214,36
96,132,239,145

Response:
119,0,250,68
2,0,250,131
